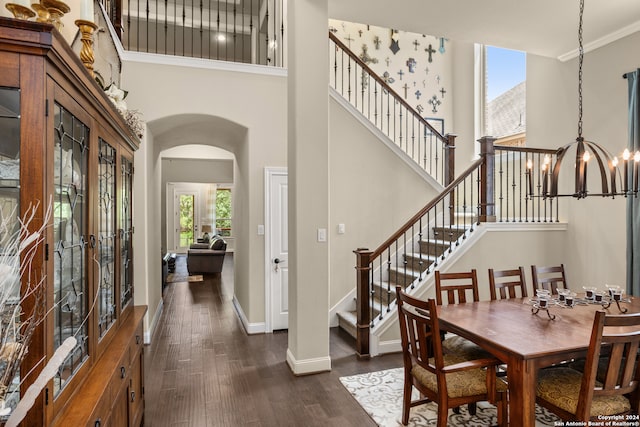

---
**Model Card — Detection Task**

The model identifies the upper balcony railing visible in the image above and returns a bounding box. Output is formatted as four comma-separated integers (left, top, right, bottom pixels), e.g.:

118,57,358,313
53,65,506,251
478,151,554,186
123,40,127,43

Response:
104,0,286,67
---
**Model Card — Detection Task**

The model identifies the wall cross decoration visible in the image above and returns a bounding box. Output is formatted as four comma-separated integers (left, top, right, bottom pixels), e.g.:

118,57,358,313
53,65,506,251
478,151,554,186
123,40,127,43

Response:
415,90,422,99
428,95,441,113
373,36,381,50
397,69,404,80
390,38,400,54
440,87,446,98
382,71,395,84
402,83,409,99
344,35,354,48
406,58,416,73
416,105,424,114
413,39,420,51
359,45,378,66
425,44,436,62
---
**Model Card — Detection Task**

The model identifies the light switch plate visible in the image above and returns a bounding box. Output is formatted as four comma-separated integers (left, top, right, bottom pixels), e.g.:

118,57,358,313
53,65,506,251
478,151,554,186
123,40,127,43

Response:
258,224,265,235
317,228,327,242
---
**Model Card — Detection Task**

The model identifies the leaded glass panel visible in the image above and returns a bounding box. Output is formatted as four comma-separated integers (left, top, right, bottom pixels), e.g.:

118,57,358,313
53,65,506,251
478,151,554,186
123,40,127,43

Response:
98,139,116,337
52,102,89,397
120,156,133,309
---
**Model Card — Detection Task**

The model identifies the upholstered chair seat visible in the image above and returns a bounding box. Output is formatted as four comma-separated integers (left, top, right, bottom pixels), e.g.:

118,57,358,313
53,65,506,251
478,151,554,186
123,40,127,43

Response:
412,353,508,399
537,367,631,417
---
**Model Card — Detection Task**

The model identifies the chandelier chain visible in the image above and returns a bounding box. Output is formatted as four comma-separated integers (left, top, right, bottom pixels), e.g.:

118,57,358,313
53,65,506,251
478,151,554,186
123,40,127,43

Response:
577,0,584,138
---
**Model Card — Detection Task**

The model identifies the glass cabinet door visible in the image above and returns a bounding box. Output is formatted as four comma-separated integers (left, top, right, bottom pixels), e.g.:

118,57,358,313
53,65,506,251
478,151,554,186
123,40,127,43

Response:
52,102,89,397
0,86,21,416
0,87,20,241
98,139,116,338
120,156,133,310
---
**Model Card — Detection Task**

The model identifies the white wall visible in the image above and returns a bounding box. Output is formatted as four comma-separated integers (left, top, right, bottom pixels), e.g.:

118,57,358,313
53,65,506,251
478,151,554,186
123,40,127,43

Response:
329,96,440,307
122,57,287,336
527,31,640,288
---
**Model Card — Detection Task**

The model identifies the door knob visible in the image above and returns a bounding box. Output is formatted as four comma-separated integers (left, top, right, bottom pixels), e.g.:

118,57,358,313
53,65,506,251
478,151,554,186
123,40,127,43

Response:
274,258,281,264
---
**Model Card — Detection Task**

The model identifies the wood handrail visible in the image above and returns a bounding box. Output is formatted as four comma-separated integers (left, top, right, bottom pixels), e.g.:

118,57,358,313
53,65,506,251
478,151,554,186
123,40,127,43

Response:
370,157,484,259
494,146,557,154
329,31,447,143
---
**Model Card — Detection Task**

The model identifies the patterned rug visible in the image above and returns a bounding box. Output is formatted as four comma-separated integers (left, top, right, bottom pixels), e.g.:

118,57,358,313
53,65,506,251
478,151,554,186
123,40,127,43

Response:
339,367,561,426
166,274,203,283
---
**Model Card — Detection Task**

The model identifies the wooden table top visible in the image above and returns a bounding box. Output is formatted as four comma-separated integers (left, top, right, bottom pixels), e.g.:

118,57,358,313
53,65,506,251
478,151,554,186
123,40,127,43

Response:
436,295,640,362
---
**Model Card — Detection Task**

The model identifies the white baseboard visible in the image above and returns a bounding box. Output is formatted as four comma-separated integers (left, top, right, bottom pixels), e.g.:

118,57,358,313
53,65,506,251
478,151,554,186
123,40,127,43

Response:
286,348,332,375
370,337,401,356
144,298,164,344
233,295,266,334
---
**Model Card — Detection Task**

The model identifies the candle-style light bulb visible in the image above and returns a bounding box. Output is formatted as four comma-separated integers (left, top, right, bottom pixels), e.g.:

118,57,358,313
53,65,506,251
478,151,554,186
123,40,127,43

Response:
580,151,590,195
526,159,533,196
612,157,619,167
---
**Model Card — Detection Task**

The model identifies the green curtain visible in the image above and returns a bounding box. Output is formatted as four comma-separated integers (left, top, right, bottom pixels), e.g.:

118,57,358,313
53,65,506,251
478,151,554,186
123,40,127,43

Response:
627,69,640,295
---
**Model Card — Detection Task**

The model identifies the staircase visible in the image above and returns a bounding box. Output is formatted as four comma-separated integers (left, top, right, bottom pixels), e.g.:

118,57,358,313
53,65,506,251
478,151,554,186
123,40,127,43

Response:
337,224,468,339
329,31,560,356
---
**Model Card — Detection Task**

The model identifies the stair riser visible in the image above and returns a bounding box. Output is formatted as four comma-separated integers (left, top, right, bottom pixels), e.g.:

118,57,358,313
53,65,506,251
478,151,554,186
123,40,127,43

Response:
388,270,418,287
432,227,466,242
403,255,434,272
371,283,397,302
419,240,451,257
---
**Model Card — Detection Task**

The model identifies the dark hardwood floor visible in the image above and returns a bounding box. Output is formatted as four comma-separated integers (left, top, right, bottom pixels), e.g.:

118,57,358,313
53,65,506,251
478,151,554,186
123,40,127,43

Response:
144,255,403,426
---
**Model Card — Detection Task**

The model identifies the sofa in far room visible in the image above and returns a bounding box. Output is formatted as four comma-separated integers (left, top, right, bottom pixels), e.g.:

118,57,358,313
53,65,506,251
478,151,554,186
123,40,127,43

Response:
187,236,227,274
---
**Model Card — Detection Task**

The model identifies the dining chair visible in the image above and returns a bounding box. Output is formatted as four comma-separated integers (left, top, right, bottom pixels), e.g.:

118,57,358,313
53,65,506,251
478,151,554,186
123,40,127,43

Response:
536,310,640,421
489,267,528,300
434,268,494,412
435,269,480,306
531,264,568,295
396,287,508,427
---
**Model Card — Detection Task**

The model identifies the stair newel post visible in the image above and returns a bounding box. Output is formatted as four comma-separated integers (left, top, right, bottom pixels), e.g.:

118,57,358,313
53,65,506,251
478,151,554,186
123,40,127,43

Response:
479,136,497,223
445,134,457,225
354,248,373,359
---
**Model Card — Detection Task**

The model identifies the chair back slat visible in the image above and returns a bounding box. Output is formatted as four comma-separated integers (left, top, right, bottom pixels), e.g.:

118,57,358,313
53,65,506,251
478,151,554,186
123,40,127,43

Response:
435,270,479,306
489,267,528,300
576,311,640,418
531,264,567,295
397,287,442,373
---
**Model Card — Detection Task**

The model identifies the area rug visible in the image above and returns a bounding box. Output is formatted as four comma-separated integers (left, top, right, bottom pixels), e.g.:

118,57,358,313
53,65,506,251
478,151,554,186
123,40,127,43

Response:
339,367,561,426
166,274,203,283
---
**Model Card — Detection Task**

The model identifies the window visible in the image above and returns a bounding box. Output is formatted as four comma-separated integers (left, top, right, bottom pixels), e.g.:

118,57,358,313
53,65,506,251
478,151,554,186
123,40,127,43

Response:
484,45,526,146
215,188,232,237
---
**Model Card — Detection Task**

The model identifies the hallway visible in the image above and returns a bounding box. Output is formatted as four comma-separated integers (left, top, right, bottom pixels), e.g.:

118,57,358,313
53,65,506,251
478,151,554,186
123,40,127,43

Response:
144,255,403,426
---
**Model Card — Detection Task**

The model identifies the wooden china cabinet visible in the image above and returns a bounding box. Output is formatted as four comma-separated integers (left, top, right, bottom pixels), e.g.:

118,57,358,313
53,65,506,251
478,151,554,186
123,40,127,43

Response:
0,17,146,426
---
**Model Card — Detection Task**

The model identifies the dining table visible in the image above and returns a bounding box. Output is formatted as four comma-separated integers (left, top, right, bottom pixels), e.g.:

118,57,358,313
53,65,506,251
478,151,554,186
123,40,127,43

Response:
436,294,640,427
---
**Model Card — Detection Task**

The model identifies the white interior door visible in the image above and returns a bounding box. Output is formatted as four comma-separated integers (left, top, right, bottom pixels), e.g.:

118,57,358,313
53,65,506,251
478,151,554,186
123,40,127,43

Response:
267,169,288,331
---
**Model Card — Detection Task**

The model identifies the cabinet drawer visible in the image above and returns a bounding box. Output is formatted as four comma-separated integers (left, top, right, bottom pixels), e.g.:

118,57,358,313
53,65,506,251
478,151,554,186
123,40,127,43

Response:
129,323,143,364
109,350,130,403
87,393,111,427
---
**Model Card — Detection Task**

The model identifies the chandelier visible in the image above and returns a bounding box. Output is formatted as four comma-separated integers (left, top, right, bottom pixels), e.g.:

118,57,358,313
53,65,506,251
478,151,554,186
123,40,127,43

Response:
545,0,639,199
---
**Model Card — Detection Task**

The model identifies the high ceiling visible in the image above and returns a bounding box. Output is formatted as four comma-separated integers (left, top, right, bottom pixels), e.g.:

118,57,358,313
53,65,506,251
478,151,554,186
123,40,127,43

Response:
328,0,640,59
